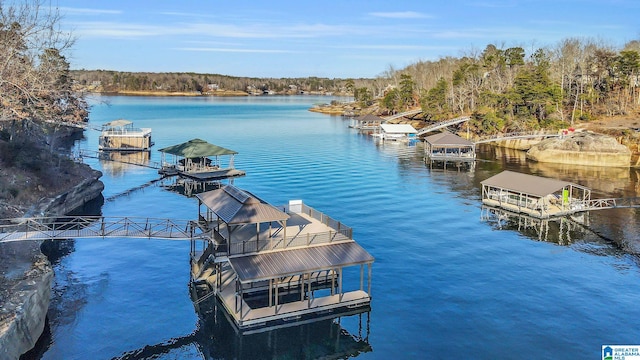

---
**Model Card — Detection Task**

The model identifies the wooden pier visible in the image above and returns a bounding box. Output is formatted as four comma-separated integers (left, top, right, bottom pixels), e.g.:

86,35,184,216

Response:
0,180,375,334
190,185,374,332
481,171,640,219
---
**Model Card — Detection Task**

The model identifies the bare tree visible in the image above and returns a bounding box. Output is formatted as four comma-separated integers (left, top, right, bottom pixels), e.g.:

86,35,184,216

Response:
0,0,86,131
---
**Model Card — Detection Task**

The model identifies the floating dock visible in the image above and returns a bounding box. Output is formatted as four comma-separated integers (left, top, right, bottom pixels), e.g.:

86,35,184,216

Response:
158,138,246,181
481,171,591,219
98,119,153,151
190,185,374,332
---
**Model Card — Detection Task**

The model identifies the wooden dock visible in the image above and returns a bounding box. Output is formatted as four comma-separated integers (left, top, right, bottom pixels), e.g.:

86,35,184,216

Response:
179,168,246,181
481,171,640,219
0,185,374,334
205,262,371,332
191,185,374,332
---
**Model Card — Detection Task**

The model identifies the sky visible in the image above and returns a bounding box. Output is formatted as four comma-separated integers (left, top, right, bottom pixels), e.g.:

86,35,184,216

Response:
50,0,640,79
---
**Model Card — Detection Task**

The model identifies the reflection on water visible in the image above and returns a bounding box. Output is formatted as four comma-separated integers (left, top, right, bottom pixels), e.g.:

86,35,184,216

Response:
99,151,151,176
159,176,226,197
481,205,589,245
112,297,372,360
476,144,640,253
478,144,640,198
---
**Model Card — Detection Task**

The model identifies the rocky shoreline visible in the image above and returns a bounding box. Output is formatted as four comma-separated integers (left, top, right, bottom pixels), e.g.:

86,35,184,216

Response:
311,103,640,167
0,167,104,360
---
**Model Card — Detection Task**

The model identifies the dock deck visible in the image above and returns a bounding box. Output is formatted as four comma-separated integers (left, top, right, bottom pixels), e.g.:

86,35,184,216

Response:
191,185,374,332
207,262,370,332
176,168,246,181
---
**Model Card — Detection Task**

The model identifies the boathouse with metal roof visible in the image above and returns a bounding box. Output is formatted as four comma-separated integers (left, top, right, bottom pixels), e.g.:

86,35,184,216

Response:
158,138,245,180
191,185,374,332
424,132,476,169
99,119,153,151
481,171,591,218
378,123,417,141
349,113,385,130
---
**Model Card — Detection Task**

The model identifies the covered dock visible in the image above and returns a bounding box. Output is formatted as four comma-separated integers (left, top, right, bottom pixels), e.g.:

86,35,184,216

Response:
376,123,417,141
481,171,591,218
424,132,475,169
98,119,153,151
158,138,245,180
191,185,374,331
349,113,385,130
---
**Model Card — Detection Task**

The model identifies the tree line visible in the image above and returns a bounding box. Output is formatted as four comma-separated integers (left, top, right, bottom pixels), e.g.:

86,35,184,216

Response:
71,69,374,95
355,38,640,134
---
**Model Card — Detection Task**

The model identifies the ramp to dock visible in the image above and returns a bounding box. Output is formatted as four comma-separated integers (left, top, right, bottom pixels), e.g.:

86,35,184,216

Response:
0,216,204,243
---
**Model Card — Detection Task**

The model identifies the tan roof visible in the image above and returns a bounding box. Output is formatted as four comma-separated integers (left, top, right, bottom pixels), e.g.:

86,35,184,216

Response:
481,171,573,197
229,241,374,283
425,132,474,146
196,185,289,224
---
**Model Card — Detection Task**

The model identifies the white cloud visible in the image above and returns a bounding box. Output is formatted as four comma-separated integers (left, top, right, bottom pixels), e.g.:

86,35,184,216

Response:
70,19,371,40
59,7,122,15
175,47,293,53
368,11,432,19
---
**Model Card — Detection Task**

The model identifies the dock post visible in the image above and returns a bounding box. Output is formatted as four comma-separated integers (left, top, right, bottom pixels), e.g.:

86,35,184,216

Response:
307,273,311,308
368,263,372,296
339,268,343,302
275,278,279,314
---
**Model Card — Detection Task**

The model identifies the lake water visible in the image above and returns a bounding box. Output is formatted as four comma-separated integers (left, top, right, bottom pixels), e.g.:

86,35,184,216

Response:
31,95,640,359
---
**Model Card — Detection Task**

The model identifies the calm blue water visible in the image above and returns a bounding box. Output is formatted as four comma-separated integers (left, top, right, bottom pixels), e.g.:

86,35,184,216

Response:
36,95,640,359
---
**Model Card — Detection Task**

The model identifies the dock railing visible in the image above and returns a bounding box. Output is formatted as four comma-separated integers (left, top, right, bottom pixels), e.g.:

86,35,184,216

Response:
0,216,203,242
221,204,353,256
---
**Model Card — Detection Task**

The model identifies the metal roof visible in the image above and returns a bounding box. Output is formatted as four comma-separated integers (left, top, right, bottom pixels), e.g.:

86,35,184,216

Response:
425,132,474,146
158,138,238,158
229,241,374,283
481,170,574,197
102,119,132,128
380,123,417,134
196,185,289,224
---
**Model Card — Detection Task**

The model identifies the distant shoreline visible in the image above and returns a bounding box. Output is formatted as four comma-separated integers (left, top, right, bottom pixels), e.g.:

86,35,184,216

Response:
98,90,249,97
85,90,349,97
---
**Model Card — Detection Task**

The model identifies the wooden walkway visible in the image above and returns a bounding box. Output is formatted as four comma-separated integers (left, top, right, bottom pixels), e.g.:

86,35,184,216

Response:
474,131,561,144
0,216,205,243
416,116,471,136
77,149,162,169
382,109,422,122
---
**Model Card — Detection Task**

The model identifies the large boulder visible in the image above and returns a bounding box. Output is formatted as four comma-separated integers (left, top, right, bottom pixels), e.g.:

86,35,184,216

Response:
526,131,631,167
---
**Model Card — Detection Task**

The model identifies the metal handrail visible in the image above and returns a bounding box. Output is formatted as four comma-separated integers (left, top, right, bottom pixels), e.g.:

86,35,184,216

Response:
0,216,204,243
416,116,471,136
474,131,561,144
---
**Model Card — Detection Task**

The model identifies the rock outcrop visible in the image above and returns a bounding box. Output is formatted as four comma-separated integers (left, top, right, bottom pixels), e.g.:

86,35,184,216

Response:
0,257,52,360
526,131,631,167
0,169,103,360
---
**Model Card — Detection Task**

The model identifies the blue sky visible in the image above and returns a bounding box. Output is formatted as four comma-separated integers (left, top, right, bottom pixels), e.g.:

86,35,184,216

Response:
55,0,639,78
